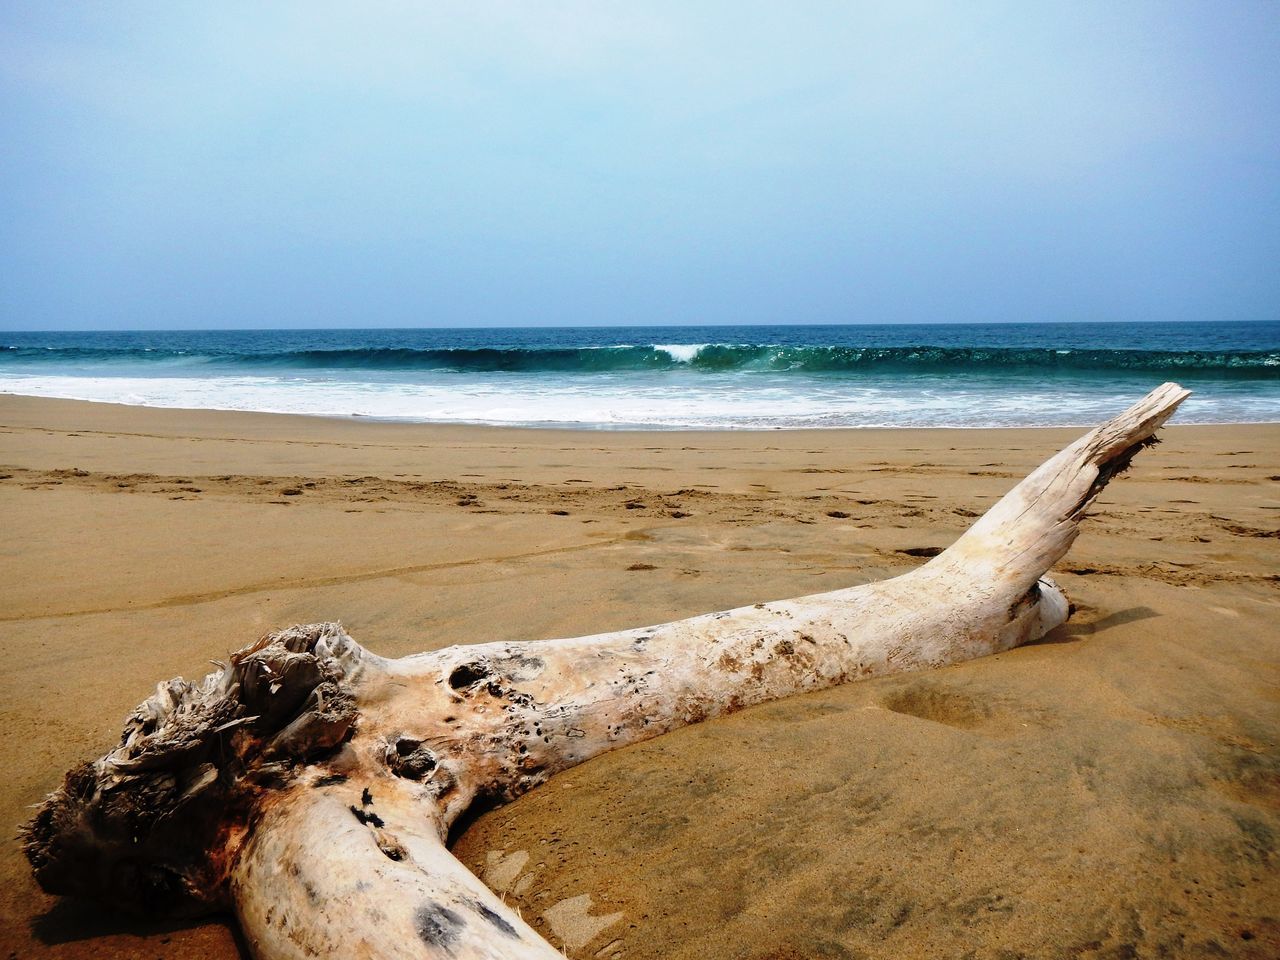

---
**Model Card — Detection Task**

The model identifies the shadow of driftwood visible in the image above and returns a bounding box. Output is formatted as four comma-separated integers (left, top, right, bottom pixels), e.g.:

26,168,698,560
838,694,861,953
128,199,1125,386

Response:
1035,605,1161,645
31,896,249,957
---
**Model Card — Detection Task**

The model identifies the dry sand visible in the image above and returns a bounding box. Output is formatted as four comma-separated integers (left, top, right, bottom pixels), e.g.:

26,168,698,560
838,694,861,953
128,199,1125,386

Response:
0,393,1276,959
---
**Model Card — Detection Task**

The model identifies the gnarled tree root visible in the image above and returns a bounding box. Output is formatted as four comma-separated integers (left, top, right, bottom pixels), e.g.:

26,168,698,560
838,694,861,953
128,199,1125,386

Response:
23,382,1190,959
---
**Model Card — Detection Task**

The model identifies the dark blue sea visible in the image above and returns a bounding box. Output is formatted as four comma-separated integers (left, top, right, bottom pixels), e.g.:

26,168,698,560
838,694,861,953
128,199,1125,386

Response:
1,322,1276,428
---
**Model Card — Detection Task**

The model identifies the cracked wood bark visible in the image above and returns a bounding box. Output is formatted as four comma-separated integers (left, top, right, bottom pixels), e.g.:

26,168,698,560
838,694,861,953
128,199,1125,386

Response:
24,382,1190,959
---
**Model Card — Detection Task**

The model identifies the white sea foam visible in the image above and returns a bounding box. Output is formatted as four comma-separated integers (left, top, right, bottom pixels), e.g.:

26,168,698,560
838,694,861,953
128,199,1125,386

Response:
653,344,708,363
1,371,1275,428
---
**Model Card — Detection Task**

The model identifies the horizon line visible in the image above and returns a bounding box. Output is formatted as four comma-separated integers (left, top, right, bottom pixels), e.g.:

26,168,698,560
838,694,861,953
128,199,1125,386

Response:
4,318,1276,335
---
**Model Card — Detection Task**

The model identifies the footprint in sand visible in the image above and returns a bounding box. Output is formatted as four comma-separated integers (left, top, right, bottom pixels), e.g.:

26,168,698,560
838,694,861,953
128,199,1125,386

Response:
483,853,626,954
879,681,1044,735
482,848,531,894
542,894,625,954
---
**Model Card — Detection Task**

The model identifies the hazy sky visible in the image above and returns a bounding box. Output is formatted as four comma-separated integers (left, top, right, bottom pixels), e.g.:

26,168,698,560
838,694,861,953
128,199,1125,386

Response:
1,2,1277,330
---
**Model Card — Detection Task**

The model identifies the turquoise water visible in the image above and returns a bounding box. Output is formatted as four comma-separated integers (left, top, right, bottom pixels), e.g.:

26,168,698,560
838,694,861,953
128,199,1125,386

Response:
2,322,1276,428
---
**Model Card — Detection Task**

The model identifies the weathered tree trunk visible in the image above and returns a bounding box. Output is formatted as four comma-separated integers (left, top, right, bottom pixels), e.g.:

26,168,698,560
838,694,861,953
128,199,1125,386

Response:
24,383,1190,959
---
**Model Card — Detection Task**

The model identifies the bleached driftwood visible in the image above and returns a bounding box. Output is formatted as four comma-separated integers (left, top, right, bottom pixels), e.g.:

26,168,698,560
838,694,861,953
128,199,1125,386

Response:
24,383,1189,959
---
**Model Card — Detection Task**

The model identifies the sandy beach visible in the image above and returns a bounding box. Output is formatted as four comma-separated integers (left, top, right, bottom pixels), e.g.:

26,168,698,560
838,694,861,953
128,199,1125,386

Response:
1,393,1276,959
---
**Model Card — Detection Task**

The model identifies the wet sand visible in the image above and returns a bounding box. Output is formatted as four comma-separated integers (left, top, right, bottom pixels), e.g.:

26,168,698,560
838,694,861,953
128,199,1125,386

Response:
1,393,1277,959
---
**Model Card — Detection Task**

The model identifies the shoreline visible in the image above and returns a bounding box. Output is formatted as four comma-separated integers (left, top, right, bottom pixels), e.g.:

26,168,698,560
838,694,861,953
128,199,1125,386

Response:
2,393,1277,958
4,389,1280,434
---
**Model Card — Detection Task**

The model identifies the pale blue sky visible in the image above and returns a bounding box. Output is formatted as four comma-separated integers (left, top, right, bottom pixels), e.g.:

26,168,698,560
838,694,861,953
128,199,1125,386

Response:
1,1,1277,329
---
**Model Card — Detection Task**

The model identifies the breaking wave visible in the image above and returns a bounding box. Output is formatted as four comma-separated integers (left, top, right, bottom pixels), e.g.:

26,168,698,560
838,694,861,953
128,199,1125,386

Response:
3,343,1277,378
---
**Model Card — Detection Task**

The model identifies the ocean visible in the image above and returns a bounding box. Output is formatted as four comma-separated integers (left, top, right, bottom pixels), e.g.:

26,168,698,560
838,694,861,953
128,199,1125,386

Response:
1,322,1277,430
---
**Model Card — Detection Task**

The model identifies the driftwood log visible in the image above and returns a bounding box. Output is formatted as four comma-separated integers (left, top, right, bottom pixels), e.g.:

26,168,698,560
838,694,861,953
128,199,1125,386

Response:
24,382,1190,959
